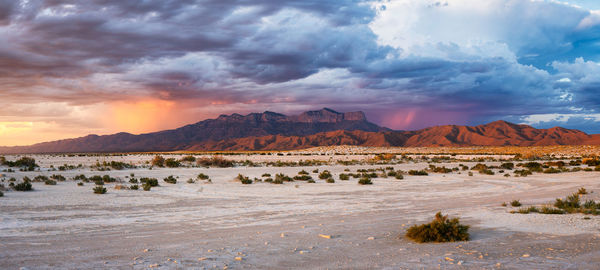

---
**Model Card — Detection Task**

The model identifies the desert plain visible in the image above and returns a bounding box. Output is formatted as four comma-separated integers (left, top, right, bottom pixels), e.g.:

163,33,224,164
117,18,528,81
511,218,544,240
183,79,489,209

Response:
1,146,600,269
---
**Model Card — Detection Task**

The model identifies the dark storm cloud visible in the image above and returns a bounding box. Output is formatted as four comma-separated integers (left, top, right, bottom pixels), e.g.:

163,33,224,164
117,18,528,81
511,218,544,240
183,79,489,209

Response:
1,0,600,132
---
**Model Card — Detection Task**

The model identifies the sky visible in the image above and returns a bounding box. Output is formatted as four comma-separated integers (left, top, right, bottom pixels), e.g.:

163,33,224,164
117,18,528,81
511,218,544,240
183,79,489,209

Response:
0,0,600,146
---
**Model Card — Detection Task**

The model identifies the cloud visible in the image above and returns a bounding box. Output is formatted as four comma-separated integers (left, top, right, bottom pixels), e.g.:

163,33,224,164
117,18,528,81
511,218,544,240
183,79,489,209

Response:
1,0,600,145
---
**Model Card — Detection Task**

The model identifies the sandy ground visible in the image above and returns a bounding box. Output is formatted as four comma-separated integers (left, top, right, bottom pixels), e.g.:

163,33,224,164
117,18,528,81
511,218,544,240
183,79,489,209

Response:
1,153,600,269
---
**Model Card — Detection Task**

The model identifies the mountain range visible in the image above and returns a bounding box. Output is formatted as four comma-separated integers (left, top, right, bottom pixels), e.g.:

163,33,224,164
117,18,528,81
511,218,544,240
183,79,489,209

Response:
1,108,599,153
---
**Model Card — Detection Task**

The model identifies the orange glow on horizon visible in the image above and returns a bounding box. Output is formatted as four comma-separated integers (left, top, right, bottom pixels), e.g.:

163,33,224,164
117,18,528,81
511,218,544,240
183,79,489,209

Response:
107,99,177,134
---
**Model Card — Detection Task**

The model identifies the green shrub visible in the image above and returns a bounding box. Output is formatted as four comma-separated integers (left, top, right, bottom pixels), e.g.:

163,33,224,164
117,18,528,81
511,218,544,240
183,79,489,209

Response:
50,174,66,181
93,186,107,194
94,180,104,186
14,182,32,191
0,190,3,197
45,179,57,185
408,170,428,176
405,212,469,243
236,174,252,184
312,169,319,173
130,184,139,190
500,163,514,170
326,178,335,183
187,179,195,184
261,173,271,177
540,206,565,214
578,187,588,195
583,200,597,209
395,174,404,180
140,177,159,186
318,170,332,179
129,178,138,183
298,170,309,175
77,182,84,186
197,173,210,180
307,179,316,183
543,167,561,174
293,175,312,181
275,173,293,182
164,158,180,168
339,173,350,180
196,156,234,167
510,200,522,207
163,176,177,184
33,175,49,182
554,193,581,210
358,177,373,185
143,183,152,191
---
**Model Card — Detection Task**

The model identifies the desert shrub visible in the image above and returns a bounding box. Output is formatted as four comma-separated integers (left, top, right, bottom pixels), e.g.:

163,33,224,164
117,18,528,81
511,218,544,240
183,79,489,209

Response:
164,158,180,168
578,187,588,195
77,182,84,186
517,206,539,214
33,175,49,182
140,177,159,187
93,186,107,194
0,190,3,197
358,177,373,185
74,174,87,181
500,163,515,170
387,170,397,177
293,175,312,181
405,212,469,243
44,179,57,185
163,175,177,184
312,169,319,173
326,178,335,183
180,155,196,162
14,182,33,191
102,175,116,183
261,173,271,177
510,200,522,207
467,172,473,176
50,174,66,181
129,178,138,183
143,183,152,191
235,174,252,184
130,184,139,190
583,200,598,209
513,169,533,177
151,155,165,167
540,206,565,214
554,193,581,210
275,173,293,182
339,173,350,180
187,179,195,184
503,173,510,177
272,178,284,184
196,156,234,168
94,180,104,186
318,170,332,179
197,173,210,180
264,178,273,183
408,170,428,176
298,170,309,175
429,165,452,173
2,156,38,170
543,167,561,174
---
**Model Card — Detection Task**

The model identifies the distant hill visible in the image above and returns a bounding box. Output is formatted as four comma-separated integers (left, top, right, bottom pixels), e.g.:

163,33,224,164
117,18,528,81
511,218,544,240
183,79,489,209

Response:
0,108,386,153
1,109,599,153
